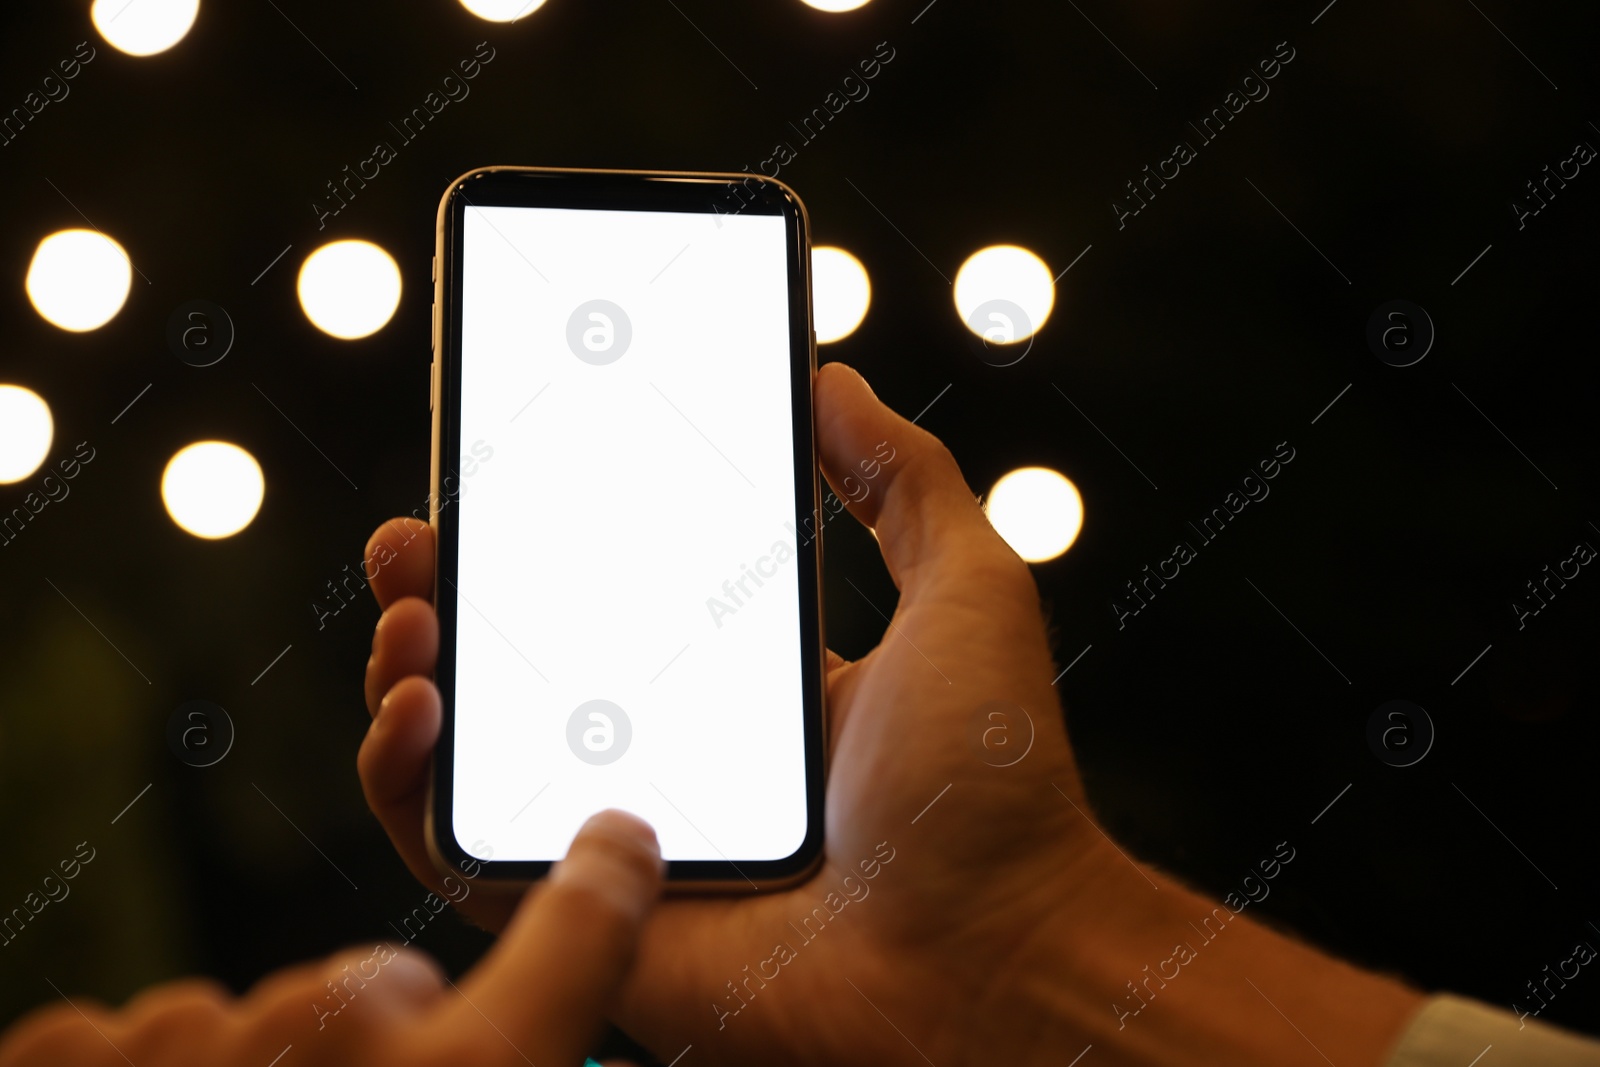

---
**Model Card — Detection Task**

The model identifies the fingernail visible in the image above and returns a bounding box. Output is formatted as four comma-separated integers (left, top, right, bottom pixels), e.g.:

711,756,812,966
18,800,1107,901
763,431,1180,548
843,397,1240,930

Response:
840,362,876,397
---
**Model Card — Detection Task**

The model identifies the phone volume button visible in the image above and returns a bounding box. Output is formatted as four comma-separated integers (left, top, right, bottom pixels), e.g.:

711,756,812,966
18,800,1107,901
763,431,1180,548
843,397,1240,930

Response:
430,358,439,411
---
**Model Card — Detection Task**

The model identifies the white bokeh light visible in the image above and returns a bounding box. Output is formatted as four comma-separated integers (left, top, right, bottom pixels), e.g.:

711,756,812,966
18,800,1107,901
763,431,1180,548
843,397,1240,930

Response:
458,0,548,21
800,0,874,11
298,240,403,340
812,246,871,343
162,442,265,539
26,229,133,332
985,467,1083,563
0,386,54,484
954,244,1055,345
92,0,200,56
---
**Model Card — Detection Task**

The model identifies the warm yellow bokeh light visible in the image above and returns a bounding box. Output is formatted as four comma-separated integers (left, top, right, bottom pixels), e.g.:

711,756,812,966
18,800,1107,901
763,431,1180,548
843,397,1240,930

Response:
92,0,200,56
26,229,133,332
458,0,548,21
812,246,871,343
162,441,264,539
986,467,1083,563
298,240,402,340
800,0,874,10
0,386,54,484
954,244,1055,345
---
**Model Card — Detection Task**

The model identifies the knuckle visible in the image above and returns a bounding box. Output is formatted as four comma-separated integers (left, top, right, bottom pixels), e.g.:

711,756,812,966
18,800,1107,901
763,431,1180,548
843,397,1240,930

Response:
0,1004,100,1067
122,978,231,1020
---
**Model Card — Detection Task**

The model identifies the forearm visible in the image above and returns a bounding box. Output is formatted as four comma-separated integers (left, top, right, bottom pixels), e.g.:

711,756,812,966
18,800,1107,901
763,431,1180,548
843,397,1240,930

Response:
973,838,1426,1067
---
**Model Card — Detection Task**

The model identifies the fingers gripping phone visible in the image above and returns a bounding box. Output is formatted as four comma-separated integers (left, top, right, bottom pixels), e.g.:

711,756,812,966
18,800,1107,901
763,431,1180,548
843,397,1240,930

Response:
427,167,827,889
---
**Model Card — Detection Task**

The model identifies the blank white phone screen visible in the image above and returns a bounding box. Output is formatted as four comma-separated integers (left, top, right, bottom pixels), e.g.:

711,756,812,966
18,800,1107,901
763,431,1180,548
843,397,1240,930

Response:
451,204,809,863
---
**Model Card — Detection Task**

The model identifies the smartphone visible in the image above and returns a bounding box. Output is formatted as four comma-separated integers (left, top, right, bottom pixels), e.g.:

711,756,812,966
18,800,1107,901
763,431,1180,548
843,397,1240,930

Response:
426,167,827,889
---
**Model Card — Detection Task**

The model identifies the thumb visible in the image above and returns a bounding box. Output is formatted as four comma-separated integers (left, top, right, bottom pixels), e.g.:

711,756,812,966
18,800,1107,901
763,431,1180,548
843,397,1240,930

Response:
451,810,663,1066
815,361,1024,597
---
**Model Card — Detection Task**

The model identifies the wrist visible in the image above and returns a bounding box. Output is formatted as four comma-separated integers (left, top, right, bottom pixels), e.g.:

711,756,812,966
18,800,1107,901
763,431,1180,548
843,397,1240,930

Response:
963,836,1427,1067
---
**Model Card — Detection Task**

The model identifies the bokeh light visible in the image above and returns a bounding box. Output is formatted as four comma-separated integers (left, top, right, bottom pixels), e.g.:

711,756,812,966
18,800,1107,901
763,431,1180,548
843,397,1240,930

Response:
812,246,871,343
0,386,54,484
92,0,200,56
26,229,133,332
799,0,874,10
458,0,549,21
161,442,265,539
985,466,1083,562
954,244,1055,345
297,240,403,340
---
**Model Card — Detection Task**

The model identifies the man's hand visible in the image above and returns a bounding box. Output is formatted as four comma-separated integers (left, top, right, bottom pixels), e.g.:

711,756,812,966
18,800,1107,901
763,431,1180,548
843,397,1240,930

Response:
357,362,1425,1067
0,810,662,1067
357,361,1094,1066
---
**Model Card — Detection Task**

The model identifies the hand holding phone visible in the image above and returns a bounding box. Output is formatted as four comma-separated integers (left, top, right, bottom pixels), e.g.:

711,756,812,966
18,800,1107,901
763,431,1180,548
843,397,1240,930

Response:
361,361,1097,1065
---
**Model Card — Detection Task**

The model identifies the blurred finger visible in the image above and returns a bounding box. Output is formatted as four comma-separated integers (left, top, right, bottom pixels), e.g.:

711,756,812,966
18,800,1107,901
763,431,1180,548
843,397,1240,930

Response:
364,597,440,717
316,944,446,1019
0,1000,110,1067
113,980,230,1065
365,519,435,610
357,676,522,931
228,948,412,1059
358,676,442,874
453,810,663,1066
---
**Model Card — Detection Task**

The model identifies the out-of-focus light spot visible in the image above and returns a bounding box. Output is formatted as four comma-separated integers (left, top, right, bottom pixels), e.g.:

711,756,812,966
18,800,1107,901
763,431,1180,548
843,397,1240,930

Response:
458,0,548,21
298,240,402,340
800,0,874,11
92,0,200,56
954,244,1054,345
985,466,1083,563
162,442,264,539
0,386,53,484
26,229,133,332
812,246,871,343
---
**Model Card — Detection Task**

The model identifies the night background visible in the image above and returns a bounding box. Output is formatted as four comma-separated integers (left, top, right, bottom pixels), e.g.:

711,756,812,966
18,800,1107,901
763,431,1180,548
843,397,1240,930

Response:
2,0,1597,1056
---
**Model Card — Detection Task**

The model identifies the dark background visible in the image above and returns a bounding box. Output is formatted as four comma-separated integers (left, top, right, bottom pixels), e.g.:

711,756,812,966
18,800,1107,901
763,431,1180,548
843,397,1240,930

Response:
2,0,1597,1055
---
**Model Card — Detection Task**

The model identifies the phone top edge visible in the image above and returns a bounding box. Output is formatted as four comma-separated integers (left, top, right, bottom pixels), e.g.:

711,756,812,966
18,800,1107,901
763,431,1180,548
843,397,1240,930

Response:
438,166,810,219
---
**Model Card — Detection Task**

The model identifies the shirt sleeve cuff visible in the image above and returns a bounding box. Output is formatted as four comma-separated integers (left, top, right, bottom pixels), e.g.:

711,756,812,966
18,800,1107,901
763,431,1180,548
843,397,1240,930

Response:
1383,994,1600,1067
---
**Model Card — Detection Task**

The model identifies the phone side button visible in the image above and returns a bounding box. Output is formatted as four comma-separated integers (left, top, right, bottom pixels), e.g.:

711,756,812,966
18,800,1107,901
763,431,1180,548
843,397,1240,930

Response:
430,358,439,411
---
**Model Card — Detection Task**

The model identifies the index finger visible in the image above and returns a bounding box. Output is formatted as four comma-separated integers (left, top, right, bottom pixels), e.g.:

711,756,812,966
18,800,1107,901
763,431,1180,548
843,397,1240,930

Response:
365,518,435,610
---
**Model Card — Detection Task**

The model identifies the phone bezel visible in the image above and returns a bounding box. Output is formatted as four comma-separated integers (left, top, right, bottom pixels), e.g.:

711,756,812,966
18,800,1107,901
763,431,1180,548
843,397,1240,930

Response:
427,166,827,890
